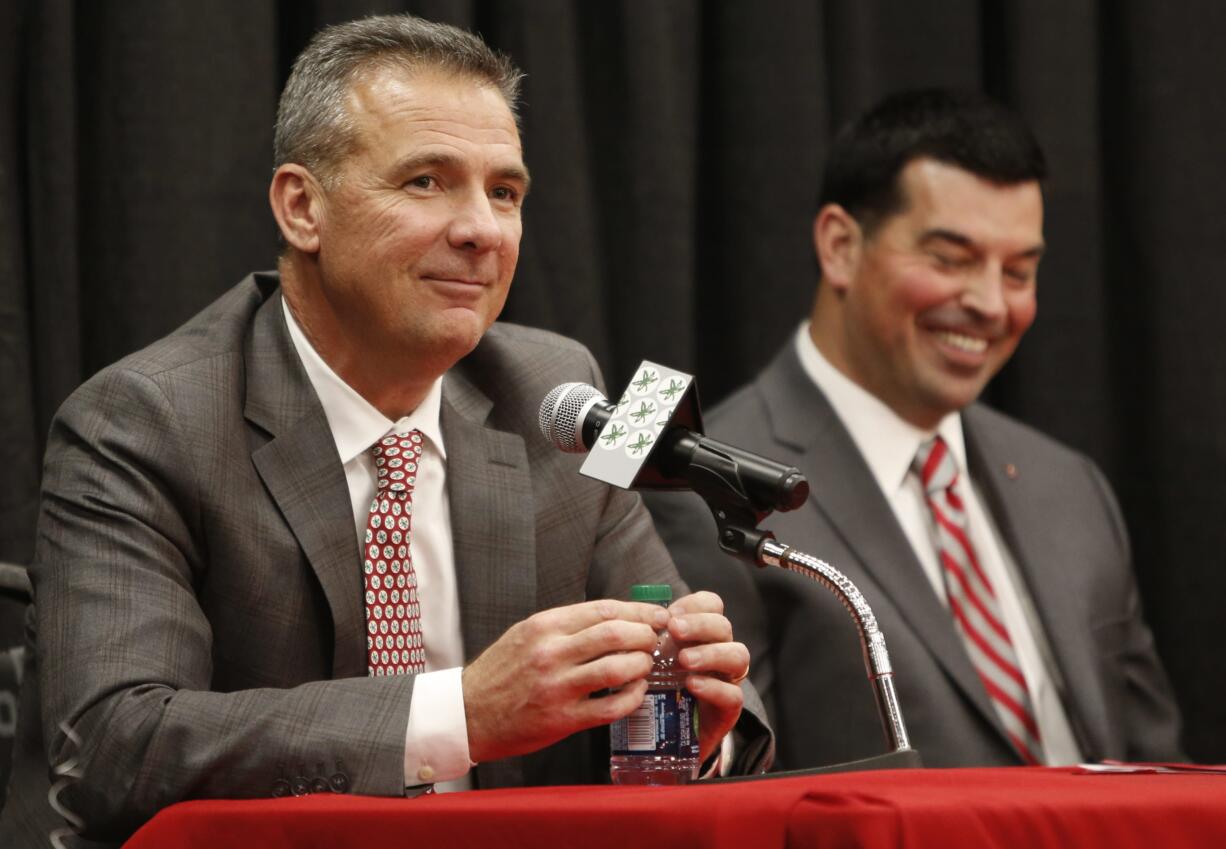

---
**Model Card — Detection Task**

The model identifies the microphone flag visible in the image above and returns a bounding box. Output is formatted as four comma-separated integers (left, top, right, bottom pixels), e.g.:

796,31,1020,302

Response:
579,360,704,491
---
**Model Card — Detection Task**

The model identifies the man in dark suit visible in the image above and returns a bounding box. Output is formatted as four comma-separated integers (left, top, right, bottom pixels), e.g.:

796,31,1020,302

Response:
647,90,1182,770
3,15,769,847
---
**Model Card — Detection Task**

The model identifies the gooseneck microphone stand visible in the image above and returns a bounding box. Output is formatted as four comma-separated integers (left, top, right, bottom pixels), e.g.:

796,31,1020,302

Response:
674,436,913,758
759,538,910,754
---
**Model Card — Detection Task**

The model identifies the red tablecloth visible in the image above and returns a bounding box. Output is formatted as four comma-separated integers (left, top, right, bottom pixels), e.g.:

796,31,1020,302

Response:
124,767,1226,849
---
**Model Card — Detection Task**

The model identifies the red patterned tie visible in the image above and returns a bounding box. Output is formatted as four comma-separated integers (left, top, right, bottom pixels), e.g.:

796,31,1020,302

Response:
913,436,1043,764
364,431,425,677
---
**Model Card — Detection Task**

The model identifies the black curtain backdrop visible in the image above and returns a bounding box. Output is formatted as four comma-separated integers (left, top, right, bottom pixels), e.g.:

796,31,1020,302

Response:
2,1,1224,761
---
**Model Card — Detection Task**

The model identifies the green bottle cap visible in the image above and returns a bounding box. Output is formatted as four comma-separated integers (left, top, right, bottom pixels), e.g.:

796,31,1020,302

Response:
630,584,673,603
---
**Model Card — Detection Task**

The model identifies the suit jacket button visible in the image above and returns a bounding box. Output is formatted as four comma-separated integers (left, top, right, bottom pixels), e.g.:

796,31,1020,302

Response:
291,775,311,796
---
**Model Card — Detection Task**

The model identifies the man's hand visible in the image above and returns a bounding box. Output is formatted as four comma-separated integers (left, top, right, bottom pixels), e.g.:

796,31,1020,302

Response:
668,591,749,763
462,599,669,764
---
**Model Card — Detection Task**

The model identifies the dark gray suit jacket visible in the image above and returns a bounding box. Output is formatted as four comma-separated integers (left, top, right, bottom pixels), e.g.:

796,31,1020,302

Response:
646,341,1182,770
3,273,770,847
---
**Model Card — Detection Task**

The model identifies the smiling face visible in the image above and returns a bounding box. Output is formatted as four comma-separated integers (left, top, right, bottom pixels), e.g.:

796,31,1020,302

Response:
283,65,529,394
815,157,1044,428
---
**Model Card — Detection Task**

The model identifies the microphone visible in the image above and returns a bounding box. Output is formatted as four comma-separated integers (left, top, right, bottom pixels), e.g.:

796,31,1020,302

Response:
538,382,617,454
539,379,809,514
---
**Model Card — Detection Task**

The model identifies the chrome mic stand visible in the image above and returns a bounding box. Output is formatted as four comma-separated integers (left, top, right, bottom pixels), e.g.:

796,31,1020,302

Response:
758,538,910,753
684,442,913,758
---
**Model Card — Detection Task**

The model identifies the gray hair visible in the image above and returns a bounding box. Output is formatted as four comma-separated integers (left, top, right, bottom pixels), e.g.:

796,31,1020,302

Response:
273,14,524,184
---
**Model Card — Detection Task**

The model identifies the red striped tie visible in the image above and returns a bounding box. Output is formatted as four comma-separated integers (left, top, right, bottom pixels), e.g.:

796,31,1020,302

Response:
913,436,1043,765
364,431,426,677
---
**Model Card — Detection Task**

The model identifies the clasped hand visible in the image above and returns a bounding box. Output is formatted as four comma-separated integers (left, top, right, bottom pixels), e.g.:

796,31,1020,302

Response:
463,591,747,765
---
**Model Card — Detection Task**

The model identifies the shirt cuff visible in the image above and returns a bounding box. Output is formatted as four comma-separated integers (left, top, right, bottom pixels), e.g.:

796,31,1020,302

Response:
701,734,736,779
403,667,472,788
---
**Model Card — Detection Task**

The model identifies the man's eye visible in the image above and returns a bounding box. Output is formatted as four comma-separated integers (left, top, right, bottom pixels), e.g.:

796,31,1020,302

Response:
491,186,520,203
407,175,435,190
932,253,967,268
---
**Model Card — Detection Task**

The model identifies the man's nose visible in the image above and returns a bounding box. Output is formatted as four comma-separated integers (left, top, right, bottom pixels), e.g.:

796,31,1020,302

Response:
448,192,503,252
960,264,1008,320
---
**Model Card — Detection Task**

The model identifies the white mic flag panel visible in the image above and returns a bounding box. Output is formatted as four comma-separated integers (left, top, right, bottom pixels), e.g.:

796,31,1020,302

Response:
579,360,703,490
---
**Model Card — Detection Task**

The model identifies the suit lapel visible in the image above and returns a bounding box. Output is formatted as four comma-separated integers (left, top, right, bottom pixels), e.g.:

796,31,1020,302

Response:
758,345,1005,739
244,289,367,679
964,410,1109,759
441,368,536,661
442,365,535,790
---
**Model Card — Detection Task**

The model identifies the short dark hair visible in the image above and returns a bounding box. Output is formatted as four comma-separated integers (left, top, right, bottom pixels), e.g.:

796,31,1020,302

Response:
274,14,524,185
817,89,1047,235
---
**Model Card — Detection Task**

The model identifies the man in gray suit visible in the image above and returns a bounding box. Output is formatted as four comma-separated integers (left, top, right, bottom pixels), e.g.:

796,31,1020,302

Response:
5,15,769,847
647,90,1182,770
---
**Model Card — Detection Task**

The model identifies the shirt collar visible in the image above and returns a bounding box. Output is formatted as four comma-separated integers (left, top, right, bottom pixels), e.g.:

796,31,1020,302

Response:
793,322,966,493
282,298,446,465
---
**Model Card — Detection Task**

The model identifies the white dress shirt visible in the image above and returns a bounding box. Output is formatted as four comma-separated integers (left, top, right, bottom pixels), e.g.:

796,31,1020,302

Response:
795,323,1081,764
283,301,474,790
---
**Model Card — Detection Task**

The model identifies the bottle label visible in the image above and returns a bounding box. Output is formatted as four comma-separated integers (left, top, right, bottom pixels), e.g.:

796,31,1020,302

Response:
610,689,700,758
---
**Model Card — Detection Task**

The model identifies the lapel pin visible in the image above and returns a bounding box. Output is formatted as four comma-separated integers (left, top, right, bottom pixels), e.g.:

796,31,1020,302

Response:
1004,462,1019,480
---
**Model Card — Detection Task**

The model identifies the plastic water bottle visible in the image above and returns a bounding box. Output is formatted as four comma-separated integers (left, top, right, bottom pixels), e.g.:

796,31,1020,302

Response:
609,584,700,784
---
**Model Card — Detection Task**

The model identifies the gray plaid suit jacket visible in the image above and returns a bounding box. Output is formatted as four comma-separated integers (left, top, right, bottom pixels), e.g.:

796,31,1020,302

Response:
646,341,1182,771
5,272,770,847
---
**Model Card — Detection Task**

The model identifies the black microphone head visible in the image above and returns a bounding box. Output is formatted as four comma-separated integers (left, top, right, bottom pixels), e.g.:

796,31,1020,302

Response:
538,382,607,453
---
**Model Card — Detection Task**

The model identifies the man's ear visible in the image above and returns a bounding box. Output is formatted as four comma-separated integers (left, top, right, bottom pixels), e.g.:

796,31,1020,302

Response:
269,164,325,254
813,204,862,295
